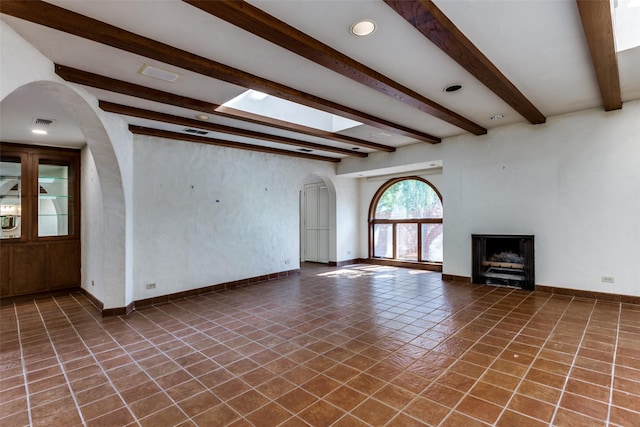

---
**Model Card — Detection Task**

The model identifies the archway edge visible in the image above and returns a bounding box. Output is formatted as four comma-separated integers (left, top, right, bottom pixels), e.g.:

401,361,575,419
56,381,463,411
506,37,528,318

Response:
1,79,131,310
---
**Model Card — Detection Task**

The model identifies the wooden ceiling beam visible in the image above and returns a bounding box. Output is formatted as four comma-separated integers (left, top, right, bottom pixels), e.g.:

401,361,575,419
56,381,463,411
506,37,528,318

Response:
576,0,622,111
384,0,547,125
1,0,438,144
129,126,341,163
100,101,367,158
183,0,486,137
55,65,394,152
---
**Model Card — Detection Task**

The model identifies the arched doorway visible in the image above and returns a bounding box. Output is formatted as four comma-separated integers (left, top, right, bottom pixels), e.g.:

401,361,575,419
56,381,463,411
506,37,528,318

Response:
301,175,330,263
1,81,129,309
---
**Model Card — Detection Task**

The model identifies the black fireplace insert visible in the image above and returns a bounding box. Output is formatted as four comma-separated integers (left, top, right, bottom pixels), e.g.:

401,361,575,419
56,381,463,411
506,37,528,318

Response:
472,234,534,290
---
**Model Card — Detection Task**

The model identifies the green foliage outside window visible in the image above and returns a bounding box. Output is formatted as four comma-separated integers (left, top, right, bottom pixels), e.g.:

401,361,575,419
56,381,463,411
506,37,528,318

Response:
375,179,442,219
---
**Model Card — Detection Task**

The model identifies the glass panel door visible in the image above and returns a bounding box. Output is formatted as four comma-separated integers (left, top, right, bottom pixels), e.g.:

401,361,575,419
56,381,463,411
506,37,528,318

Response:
0,158,22,239
38,162,72,237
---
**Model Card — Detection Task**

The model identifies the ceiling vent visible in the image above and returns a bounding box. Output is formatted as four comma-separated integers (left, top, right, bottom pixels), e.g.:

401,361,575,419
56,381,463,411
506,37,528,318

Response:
183,128,209,135
32,118,56,128
139,64,181,82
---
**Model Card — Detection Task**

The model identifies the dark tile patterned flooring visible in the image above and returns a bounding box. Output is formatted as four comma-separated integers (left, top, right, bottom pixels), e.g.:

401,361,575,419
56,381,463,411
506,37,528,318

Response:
1,263,639,426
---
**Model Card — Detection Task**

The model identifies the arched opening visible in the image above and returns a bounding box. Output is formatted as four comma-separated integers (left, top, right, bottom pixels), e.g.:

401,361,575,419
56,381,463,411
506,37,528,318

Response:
1,80,129,310
300,174,336,265
368,177,443,270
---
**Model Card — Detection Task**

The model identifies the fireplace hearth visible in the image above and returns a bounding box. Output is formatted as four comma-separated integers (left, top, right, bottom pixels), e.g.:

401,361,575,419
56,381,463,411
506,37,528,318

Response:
472,234,534,290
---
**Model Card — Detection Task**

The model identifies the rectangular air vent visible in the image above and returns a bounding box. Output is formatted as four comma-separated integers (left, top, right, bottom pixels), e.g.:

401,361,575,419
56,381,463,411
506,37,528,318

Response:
139,64,181,82
183,128,209,135
32,118,56,127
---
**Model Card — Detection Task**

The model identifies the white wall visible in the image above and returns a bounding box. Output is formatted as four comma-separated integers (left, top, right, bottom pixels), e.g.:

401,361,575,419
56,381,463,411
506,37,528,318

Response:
131,135,341,300
346,102,640,297
334,176,360,261
1,21,132,309
81,146,105,301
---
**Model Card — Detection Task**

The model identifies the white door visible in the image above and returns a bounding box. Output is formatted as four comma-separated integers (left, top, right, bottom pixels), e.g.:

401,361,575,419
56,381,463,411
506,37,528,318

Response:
304,183,330,263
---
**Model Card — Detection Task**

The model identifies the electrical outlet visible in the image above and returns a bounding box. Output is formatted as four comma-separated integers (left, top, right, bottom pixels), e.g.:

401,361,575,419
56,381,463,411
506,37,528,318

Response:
146,283,156,289
601,276,615,284
91,280,95,287
284,259,290,265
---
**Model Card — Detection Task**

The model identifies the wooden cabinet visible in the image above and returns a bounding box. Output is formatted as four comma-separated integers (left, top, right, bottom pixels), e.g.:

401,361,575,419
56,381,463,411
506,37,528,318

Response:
0,143,80,297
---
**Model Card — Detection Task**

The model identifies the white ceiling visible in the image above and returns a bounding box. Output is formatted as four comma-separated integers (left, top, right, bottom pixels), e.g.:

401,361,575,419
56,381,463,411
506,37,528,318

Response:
1,0,639,160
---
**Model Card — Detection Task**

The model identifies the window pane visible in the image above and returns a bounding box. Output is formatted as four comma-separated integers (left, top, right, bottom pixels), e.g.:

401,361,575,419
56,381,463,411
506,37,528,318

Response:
421,223,443,262
38,163,71,237
373,224,393,258
397,223,418,260
1,158,22,239
375,179,442,219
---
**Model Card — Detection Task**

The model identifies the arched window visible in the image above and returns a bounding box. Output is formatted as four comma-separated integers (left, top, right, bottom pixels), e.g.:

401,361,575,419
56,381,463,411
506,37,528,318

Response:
369,177,443,264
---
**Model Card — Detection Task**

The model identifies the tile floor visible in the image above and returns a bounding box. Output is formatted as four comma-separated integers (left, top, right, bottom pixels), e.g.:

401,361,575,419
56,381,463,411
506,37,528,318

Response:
1,264,639,426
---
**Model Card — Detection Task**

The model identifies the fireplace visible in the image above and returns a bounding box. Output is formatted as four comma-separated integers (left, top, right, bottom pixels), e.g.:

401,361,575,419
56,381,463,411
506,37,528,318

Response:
472,234,534,290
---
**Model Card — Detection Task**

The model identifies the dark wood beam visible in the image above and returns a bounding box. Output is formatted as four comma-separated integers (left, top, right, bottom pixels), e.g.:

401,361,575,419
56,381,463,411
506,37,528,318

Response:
576,0,622,111
1,0,438,144
129,126,341,163
183,0,486,136
55,65,395,152
100,101,367,158
384,0,547,125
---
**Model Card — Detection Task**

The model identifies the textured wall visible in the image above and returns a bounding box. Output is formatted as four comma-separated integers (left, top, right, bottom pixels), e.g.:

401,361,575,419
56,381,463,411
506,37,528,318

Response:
350,102,640,296
131,135,345,300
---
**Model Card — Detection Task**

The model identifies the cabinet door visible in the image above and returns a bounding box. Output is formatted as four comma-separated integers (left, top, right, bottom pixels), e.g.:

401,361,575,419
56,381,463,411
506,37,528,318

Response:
11,244,48,295
48,241,80,289
0,144,81,297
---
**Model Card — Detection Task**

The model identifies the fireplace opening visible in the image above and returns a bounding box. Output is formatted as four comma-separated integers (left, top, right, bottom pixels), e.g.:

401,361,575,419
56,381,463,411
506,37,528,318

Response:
472,234,534,290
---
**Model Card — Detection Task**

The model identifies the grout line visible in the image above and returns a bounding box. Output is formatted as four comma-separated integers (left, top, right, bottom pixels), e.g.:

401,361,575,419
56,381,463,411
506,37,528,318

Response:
32,299,88,426
145,299,306,424
55,295,143,424
13,303,34,427
138,307,252,415
491,294,585,425
606,302,622,425
433,289,560,426
548,297,598,424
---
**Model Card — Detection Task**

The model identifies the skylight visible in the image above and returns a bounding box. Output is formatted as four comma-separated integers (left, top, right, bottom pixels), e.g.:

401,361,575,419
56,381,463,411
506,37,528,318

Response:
614,0,640,52
219,90,362,133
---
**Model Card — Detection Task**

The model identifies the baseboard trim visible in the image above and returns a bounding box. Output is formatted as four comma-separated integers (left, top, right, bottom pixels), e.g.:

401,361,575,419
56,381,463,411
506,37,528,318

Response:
79,287,103,310
535,285,640,304
328,259,364,267
99,268,301,317
442,274,471,282
361,258,443,272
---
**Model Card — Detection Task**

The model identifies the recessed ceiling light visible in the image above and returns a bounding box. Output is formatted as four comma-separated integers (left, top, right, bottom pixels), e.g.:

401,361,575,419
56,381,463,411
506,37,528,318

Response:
195,114,209,121
32,129,48,135
350,20,376,36
490,114,505,120
351,147,360,150
443,84,463,93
